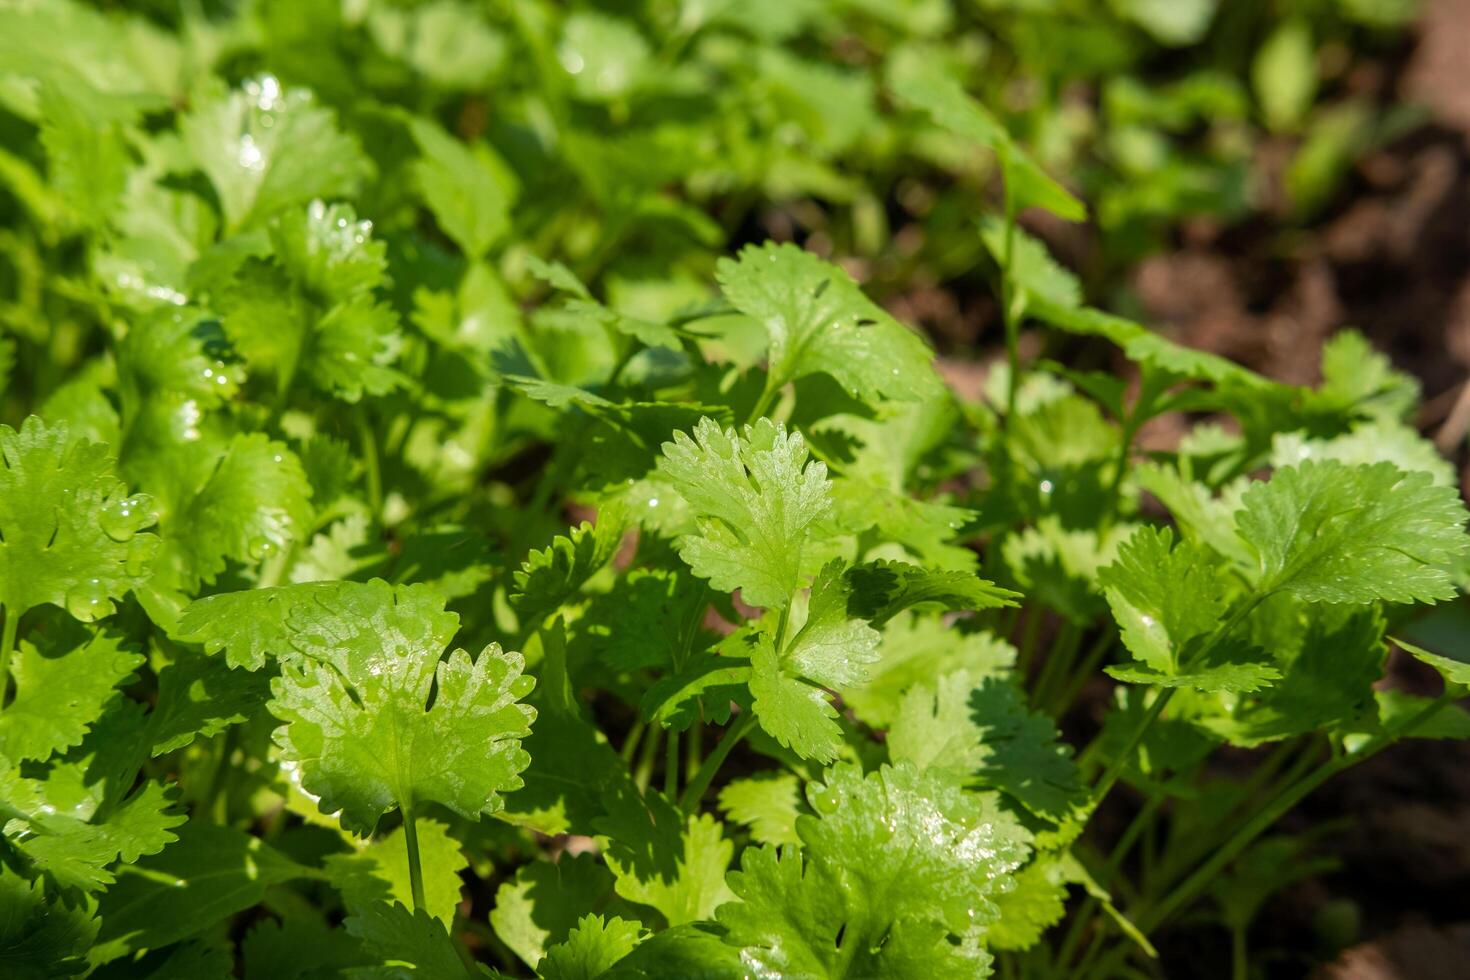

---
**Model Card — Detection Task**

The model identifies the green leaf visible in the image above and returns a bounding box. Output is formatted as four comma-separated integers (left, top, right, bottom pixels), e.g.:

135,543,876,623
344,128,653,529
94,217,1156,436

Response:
717,763,1029,976
1236,460,1470,604
0,623,142,762
266,580,536,834
718,772,804,846
978,217,1082,310
1396,637,1470,687
716,243,940,404
889,58,1085,222
407,117,515,259
147,646,272,756
0,416,157,620
657,417,832,610
344,901,473,978
512,505,628,623
539,915,645,980
598,792,734,928
90,822,307,964
1253,20,1318,133
326,817,467,923
181,75,370,232
242,916,372,980
0,864,97,977
490,854,619,971
843,613,1016,729
889,672,1084,821
843,559,1018,626
269,200,388,304
177,579,385,671
986,855,1075,951
152,433,313,594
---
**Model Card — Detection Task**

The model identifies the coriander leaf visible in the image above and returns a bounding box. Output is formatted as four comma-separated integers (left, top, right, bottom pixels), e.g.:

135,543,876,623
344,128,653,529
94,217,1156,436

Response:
268,200,388,305
717,763,1030,977
889,58,1085,221
181,75,370,232
978,217,1082,310
407,117,515,259
147,646,272,756
843,613,1016,729
718,772,804,846
266,580,536,834
153,433,313,594
1100,525,1279,692
1272,420,1457,489
890,672,1084,821
177,580,393,671
539,915,645,980
844,559,1018,625
326,817,467,923
574,568,710,673
490,854,620,971
716,242,939,404
0,416,157,620
598,792,734,928
0,622,142,763
0,865,97,977
512,505,628,623
600,925,747,980
343,901,472,978
1396,637,1470,687
986,855,1075,951
749,637,842,763
1236,460,1470,604
242,916,372,979
657,417,831,610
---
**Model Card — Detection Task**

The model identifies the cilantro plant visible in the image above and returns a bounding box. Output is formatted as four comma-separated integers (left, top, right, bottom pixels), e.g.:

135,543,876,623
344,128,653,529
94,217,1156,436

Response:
0,2,1458,978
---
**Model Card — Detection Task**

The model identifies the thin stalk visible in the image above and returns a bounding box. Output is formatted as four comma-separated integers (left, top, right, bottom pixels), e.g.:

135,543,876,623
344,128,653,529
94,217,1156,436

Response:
1138,690,1456,934
634,726,663,793
620,717,648,764
746,373,781,426
1099,412,1141,534
1055,794,1163,977
998,163,1021,425
0,605,16,711
402,806,427,912
1231,928,1248,980
1051,630,1115,717
1031,620,1080,709
664,729,680,799
680,713,757,814
1090,687,1175,804
685,723,703,784
1015,605,1045,680
354,407,383,521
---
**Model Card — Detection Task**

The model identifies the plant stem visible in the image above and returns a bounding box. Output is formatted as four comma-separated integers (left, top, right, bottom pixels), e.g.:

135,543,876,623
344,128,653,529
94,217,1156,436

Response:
354,406,383,521
664,729,680,799
1138,690,1455,934
0,604,16,712
746,373,781,426
402,806,427,912
619,717,647,764
680,713,757,814
634,725,662,793
1090,687,1175,804
1051,629,1115,717
1231,927,1248,980
999,160,1021,425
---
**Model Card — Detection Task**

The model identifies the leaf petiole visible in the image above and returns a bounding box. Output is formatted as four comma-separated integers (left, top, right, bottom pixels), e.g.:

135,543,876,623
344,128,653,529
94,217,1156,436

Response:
402,805,427,913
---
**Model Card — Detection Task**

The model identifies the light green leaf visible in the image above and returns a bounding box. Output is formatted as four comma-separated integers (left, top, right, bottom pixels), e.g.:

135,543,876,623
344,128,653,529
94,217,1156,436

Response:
408,117,515,259
718,763,1029,976
181,75,370,232
1237,460,1470,604
490,854,619,971
1253,20,1318,133
657,417,831,610
266,581,536,834
0,622,141,764
540,915,645,980
0,416,157,620
344,901,473,978
718,772,804,847
599,795,734,928
716,242,940,404
512,504,628,623
326,818,467,923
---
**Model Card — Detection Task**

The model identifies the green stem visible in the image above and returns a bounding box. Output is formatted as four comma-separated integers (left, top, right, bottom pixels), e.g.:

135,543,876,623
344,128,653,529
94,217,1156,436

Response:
1090,687,1175,804
746,373,781,426
1099,412,1141,534
0,605,16,711
354,407,383,521
680,713,757,815
1031,620,1079,709
619,717,647,764
1231,927,1248,980
1051,629,1115,717
1138,690,1456,934
999,161,1021,425
402,805,427,912
664,729,680,799
634,725,662,793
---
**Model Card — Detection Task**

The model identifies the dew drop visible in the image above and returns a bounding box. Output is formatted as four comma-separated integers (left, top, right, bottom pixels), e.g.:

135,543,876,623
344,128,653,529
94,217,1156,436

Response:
65,578,111,622
237,134,264,170
99,500,139,542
